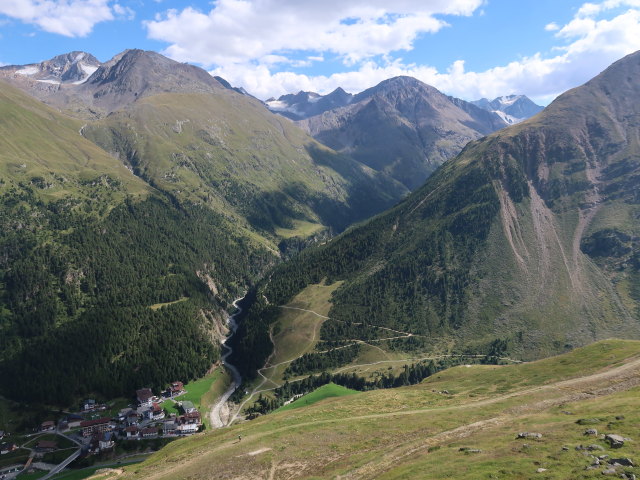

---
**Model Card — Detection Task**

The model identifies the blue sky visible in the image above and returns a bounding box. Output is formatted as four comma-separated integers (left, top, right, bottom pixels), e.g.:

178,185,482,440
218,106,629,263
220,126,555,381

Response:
2,0,640,103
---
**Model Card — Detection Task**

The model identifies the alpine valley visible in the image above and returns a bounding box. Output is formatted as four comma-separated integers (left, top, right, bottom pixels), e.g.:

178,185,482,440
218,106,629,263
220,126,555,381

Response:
0,44,639,480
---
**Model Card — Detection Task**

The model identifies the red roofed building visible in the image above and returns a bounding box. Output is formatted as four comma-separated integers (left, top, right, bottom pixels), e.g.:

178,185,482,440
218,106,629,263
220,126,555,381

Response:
169,381,185,397
150,402,165,420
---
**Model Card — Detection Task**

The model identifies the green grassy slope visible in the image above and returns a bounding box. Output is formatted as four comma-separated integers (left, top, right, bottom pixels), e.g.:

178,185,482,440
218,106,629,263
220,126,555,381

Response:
0,80,148,201
110,340,640,480
82,90,408,244
274,383,358,412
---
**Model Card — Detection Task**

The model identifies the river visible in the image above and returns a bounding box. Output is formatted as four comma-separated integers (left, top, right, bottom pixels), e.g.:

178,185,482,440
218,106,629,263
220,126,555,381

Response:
209,297,244,428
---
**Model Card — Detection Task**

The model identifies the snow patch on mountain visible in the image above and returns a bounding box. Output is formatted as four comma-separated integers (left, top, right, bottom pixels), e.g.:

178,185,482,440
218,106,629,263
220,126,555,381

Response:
493,110,523,125
16,66,38,76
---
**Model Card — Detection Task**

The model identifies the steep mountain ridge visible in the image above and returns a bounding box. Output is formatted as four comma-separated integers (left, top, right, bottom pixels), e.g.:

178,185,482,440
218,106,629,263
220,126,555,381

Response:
295,76,509,190
235,51,640,373
81,49,227,114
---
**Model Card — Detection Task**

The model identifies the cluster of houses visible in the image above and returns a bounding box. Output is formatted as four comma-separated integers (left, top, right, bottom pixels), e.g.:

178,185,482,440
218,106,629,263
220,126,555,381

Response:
0,430,18,456
23,381,203,457
75,384,202,446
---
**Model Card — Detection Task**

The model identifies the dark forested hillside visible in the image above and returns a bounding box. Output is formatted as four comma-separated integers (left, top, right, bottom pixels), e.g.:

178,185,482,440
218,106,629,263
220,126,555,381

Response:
0,191,271,404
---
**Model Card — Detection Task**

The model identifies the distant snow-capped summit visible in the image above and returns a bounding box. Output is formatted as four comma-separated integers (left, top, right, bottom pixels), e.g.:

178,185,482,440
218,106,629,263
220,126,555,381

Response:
1,51,101,85
471,95,543,124
265,87,353,120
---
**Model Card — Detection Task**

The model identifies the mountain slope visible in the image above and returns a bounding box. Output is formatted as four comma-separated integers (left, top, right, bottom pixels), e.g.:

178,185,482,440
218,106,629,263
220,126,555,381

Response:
0,49,408,404
295,77,508,190
235,51,640,373
113,340,640,480
81,88,407,239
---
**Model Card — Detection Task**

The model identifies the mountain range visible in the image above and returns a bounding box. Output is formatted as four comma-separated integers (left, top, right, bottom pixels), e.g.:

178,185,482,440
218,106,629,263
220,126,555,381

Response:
0,49,407,402
1,45,637,410
267,78,542,189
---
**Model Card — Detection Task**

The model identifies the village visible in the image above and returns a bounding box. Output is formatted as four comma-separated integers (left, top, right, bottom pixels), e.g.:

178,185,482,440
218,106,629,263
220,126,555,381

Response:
0,381,203,479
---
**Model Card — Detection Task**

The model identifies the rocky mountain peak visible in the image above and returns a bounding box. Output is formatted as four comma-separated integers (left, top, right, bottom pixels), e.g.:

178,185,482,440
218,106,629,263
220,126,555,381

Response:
0,50,101,85
81,49,225,112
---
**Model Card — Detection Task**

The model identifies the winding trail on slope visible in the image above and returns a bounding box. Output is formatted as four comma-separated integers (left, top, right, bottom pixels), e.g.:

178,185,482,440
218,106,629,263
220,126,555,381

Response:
209,297,244,429
227,306,523,424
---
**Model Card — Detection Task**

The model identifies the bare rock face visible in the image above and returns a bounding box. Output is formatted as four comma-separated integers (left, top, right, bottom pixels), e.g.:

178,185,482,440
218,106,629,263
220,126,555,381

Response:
82,49,225,113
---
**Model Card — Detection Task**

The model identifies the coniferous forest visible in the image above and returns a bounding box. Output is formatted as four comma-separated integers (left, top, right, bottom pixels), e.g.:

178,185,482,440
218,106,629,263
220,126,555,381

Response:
0,185,273,404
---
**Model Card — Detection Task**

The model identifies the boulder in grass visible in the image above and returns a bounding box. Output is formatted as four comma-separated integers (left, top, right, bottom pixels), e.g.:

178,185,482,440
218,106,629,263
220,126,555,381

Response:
517,432,542,440
605,434,625,448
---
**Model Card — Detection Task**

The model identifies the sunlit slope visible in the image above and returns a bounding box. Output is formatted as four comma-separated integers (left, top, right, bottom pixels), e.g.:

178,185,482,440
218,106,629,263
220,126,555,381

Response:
115,340,640,480
0,80,148,200
82,90,408,238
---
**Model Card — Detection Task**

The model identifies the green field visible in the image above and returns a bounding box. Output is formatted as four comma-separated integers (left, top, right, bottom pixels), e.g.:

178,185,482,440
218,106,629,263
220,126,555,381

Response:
112,340,640,480
149,297,188,311
23,434,75,450
237,282,343,413
274,220,326,239
275,383,358,413
162,368,229,427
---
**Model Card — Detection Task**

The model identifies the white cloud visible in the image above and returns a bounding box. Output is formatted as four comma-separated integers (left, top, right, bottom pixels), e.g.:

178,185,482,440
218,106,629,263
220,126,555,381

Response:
149,0,640,104
113,3,135,21
145,0,483,67
0,0,131,37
